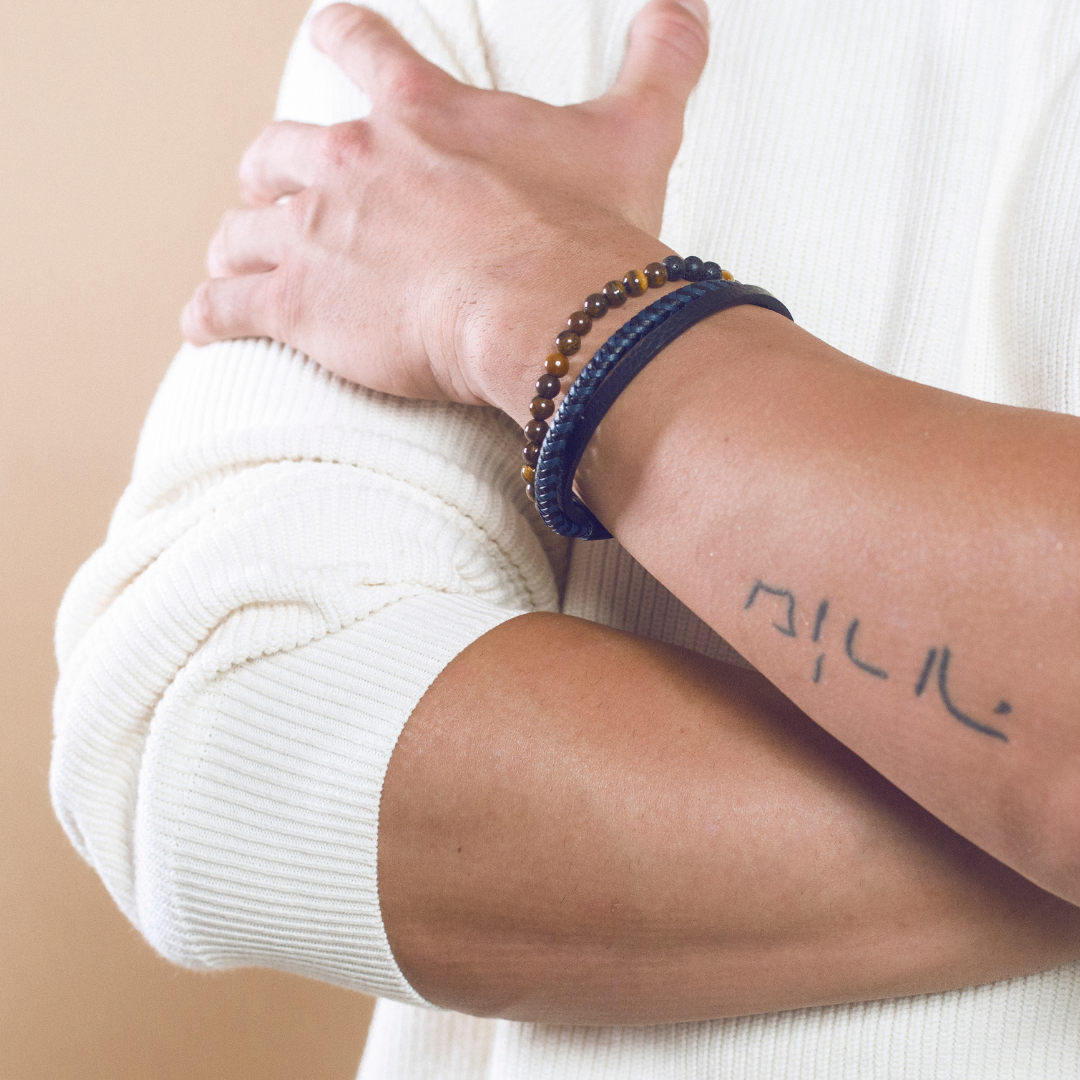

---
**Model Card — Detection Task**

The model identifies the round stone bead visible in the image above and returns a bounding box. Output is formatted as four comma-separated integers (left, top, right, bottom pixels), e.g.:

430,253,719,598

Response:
567,310,592,335
721,269,735,280
603,280,628,307
521,465,536,485
522,441,540,467
703,261,722,280
530,396,555,420
583,293,609,319
524,418,549,443
556,330,581,356
644,262,668,288
545,353,570,377
622,269,648,297
535,373,560,399
682,255,705,281
525,483,535,502
662,255,685,281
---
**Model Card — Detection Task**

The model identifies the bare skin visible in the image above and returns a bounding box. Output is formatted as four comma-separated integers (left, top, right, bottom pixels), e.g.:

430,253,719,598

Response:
182,0,1080,1021
383,614,1080,1024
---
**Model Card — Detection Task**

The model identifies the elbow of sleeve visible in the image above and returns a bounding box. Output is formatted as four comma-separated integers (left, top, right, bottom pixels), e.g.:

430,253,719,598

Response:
56,589,518,1003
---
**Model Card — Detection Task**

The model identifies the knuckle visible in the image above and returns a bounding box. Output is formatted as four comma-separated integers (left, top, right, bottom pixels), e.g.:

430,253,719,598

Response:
318,121,368,172
382,61,438,108
237,122,276,201
186,281,218,339
207,210,238,274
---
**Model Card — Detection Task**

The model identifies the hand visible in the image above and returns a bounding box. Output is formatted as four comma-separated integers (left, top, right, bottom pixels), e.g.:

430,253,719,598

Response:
180,0,710,414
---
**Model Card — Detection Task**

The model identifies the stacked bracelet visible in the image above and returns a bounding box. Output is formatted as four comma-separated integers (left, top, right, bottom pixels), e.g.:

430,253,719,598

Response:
522,256,793,540
521,254,731,502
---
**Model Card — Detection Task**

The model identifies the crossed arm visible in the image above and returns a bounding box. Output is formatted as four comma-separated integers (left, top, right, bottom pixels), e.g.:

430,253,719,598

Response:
170,0,1080,1022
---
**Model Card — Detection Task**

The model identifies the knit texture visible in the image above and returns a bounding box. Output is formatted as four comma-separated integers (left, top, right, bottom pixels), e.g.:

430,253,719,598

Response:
51,0,1080,1076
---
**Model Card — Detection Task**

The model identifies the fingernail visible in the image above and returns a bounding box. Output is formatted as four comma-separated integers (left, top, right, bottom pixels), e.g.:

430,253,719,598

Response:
675,0,709,27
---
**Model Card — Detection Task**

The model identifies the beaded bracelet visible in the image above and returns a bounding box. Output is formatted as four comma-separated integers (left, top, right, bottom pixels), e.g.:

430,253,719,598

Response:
521,254,730,503
533,278,794,539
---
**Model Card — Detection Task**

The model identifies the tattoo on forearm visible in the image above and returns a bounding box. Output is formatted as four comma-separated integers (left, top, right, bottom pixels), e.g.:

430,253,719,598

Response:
844,618,888,679
744,580,797,637
742,578,1011,743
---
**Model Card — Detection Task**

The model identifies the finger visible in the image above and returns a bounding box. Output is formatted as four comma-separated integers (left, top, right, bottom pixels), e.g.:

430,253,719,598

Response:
207,206,284,278
181,272,278,346
239,120,323,206
605,0,710,120
311,3,454,107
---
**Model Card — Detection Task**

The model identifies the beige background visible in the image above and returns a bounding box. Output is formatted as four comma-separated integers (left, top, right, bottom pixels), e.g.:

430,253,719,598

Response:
1,1,377,1076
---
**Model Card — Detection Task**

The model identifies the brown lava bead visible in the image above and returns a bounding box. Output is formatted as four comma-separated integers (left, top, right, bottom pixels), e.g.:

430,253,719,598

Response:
555,330,581,356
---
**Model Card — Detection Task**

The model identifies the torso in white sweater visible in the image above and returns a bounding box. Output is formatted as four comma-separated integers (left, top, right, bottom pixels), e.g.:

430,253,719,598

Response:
51,1,1080,1076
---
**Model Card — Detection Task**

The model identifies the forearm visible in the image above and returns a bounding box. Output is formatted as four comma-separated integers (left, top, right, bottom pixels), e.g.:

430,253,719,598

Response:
380,612,1080,1026
557,300,1080,903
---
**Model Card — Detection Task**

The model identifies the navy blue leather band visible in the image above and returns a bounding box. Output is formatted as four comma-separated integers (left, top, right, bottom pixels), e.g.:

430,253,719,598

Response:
533,279,793,540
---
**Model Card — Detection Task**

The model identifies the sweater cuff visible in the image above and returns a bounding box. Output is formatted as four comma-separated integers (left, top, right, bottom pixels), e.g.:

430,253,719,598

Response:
134,592,520,1005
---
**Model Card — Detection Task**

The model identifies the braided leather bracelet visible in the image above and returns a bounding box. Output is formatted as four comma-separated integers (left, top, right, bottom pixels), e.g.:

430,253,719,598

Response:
533,277,793,540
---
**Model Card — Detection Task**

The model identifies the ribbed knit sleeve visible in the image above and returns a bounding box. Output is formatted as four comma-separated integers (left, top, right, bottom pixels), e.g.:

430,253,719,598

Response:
51,331,559,1001
49,0,563,1003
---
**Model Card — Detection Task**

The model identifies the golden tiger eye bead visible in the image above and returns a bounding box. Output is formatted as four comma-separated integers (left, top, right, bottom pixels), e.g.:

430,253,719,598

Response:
521,465,536,485
535,373,560,398
522,441,540,467
525,482,535,501
721,269,735,280
556,330,581,356
603,280,628,307
567,310,592,335
545,353,570,377
530,396,555,420
644,262,668,288
622,269,648,297
524,418,549,443
583,293,608,319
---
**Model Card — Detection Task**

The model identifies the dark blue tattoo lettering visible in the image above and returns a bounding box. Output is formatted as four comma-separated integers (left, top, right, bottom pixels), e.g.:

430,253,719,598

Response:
812,600,829,643
914,648,937,696
744,580,797,637
813,653,825,683
937,647,1009,742
844,619,888,679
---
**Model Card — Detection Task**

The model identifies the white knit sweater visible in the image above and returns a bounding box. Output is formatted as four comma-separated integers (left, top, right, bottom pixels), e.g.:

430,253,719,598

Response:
52,1,1080,1076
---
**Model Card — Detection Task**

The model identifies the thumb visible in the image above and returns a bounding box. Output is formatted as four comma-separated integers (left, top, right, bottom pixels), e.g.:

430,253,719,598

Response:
311,4,453,107
605,0,710,119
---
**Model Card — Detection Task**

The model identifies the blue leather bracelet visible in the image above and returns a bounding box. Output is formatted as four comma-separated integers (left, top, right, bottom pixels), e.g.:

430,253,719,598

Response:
533,279,794,540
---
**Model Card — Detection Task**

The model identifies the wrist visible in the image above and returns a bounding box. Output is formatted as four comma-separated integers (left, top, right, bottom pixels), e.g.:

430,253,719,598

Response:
458,225,678,422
